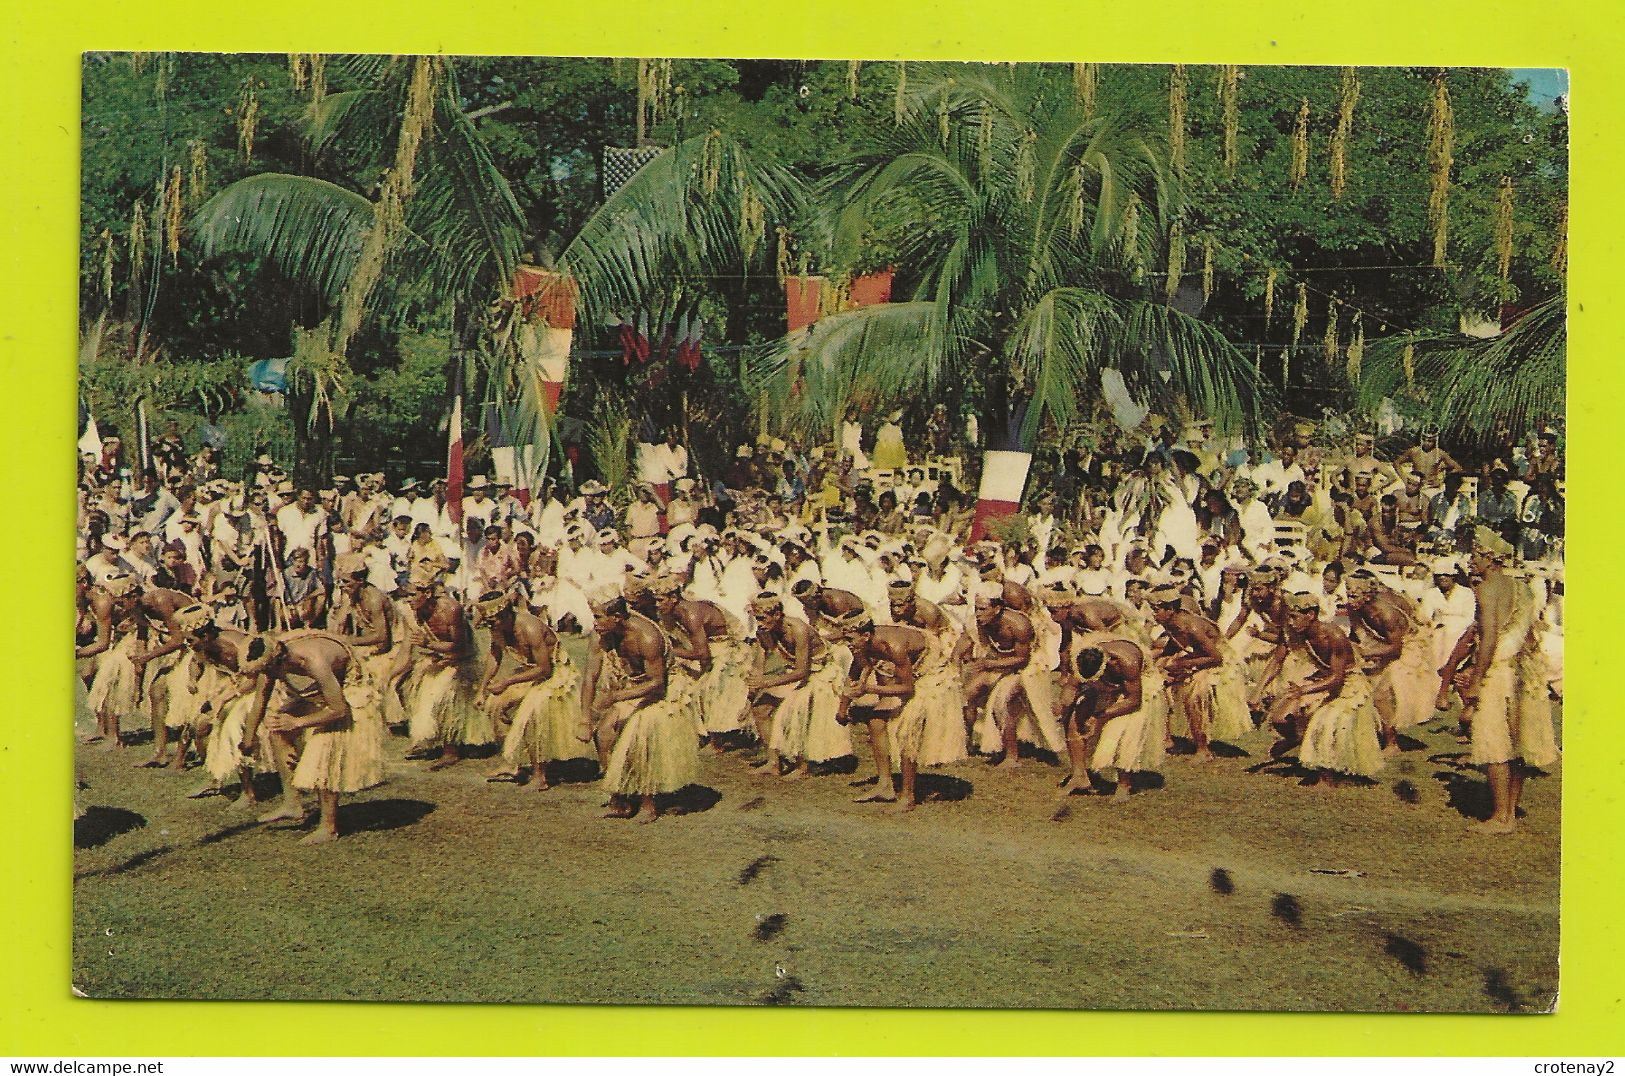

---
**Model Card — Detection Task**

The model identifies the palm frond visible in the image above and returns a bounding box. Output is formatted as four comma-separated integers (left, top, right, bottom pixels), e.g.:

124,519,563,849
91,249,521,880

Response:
1361,296,1565,441
192,173,374,304
560,132,806,327
743,301,945,439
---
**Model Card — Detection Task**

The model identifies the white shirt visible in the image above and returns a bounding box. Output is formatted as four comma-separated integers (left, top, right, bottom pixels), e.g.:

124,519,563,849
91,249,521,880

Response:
276,503,327,555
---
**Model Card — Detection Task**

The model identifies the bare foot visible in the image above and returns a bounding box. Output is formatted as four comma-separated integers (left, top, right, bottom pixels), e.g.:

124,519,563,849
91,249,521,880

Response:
135,756,166,769
995,757,1020,770
187,785,222,799
1472,818,1516,835
485,768,521,782
299,828,339,845
748,755,774,769
529,777,550,791
257,801,306,823
1110,785,1132,804
635,810,661,825
855,791,898,804
1382,743,1402,756
893,799,918,814
602,806,637,819
1192,750,1216,764
428,754,461,772
778,766,804,782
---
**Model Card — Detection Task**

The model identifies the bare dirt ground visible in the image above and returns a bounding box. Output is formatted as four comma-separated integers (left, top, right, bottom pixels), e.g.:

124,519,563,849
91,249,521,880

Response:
72,704,1559,1012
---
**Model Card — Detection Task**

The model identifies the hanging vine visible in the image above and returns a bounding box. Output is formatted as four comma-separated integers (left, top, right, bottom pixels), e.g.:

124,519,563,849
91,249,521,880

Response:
236,81,260,164
1263,267,1278,330
1015,128,1038,203
1329,66,1360,200
701,129,723,198
1201,237,1215,303
1345,312,1364,385
1494,174,1515,296
1290,281,1308,350
128,200,147,287
99,229,114,303
976,99,994,173
1323,297,1339,367
1289,97,1309,192
847,59,861,101
165,165,183,265
1218,65,1240,176
187,139,208,204
1073,62,1098,120
1121,194,1142,281
894,61,907,125
1164,222,1186,303
1426,74,1454,268
289,53,307,91
1402,340,1416,388
775,227,793,284
1168,64,1188,177
1069,164,1087,239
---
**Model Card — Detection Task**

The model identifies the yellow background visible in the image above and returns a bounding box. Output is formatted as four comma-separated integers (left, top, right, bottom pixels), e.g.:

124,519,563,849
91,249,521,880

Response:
1,0,1617,1055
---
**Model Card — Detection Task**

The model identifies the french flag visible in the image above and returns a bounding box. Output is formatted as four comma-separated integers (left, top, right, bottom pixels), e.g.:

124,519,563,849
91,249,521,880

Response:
447,369,465,527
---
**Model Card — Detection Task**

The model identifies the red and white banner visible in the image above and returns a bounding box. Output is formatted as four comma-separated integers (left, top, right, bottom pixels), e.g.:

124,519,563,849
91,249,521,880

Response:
848,267,894,308
513,266,577,414
968,449,1032,542
446,391,465,527
784,275,824,333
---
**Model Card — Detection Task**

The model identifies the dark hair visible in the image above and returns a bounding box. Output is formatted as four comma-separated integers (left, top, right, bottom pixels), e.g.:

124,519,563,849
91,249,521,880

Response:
1324,560,1345,579
1073,646,1106,680
245,637,268,663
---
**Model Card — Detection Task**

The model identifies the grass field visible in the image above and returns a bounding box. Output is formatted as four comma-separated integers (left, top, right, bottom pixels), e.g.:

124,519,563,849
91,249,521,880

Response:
71,698,1560,1012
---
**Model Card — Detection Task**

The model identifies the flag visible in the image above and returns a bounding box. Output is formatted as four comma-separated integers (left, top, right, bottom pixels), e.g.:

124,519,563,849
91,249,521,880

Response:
785,275,824,333
968,449,1033,543
447,374,465,527
78,411,102,458
513,266,576,413
849,267,895,308
135,399,151,474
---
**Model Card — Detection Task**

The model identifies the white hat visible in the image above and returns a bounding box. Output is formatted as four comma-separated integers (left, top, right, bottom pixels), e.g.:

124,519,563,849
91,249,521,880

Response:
467,475,489,490
579,479,607,496
675,478,696,493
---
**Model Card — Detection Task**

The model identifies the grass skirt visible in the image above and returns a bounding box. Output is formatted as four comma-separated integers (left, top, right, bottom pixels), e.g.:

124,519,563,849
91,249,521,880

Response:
292,676,386,793
204,686,273,783
87,632,140,731
1470,650,1559,769
1170,660,1253,744
768,648,854,763
413,661,496,748
601,693,699,796
693,638,753,736
1369,632,1438,730
976,658,1067,756
889,651,969,768
500,656,591,765
1297,671,1383,777
1091,670,1169,776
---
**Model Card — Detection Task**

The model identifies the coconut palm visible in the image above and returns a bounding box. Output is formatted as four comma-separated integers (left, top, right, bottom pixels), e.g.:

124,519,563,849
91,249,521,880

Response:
194,55,800,487
746,64,1269,521
1357,294,1565,443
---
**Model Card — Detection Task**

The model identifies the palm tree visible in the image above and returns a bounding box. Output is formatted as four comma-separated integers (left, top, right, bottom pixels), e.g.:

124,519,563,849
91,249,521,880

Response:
193,55,528,486
746,64,1268,529
194,56,800,488
1356,294,1565,444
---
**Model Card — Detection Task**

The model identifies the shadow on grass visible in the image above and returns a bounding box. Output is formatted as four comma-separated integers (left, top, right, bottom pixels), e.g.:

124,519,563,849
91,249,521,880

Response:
809,754,859,777
1168,737,1251,759
917,772,974,802
1431,769,1493,822
664,785,722,815
74,806,147,849
335,798,436,835
540,758,601,786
